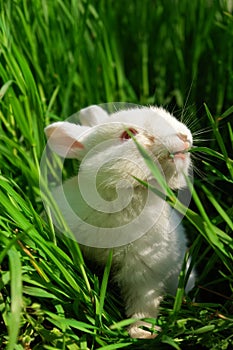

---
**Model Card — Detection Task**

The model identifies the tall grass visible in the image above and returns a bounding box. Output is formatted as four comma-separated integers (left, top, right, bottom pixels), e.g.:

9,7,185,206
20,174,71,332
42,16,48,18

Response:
0,0,233,349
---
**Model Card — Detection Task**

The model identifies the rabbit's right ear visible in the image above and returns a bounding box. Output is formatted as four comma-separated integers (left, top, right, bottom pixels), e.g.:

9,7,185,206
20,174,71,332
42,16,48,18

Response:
44,121,89,158
79,105,109,126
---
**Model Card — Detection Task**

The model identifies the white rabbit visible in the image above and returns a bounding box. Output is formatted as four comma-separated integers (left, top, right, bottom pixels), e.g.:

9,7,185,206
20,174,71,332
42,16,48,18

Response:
44,104,195,339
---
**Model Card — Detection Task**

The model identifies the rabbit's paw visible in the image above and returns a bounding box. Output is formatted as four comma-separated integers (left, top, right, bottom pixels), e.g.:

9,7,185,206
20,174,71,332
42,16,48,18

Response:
128,321,161,339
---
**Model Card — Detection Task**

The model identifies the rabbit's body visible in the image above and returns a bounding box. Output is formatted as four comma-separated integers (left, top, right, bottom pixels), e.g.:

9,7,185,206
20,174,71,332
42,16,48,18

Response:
45,105,195,338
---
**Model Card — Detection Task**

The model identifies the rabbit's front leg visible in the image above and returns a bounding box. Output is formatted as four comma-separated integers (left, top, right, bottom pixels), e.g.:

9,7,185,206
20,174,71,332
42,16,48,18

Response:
116,266,164,338
127,290,163,338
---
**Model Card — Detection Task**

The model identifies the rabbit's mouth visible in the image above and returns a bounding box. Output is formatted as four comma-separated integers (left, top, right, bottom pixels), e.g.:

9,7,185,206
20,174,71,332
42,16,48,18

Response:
169,149,189,160
169,140,192,160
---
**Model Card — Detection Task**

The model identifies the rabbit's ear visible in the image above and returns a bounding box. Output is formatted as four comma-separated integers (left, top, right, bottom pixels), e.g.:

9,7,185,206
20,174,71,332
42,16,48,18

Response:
79,105,109,126
45,121,89,158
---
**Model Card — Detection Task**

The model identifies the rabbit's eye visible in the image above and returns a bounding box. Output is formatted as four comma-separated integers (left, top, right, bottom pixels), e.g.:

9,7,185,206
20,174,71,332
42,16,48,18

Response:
120,128,138,140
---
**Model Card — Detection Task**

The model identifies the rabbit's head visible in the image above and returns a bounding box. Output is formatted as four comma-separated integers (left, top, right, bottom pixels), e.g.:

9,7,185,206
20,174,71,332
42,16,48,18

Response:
45,105,192,190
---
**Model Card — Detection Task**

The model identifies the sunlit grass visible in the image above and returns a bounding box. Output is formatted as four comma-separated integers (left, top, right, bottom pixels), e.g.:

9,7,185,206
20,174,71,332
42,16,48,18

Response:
0,0,233,349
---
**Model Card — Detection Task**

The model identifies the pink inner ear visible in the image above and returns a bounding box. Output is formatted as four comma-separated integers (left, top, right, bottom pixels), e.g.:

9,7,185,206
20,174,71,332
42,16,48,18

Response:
72,140,84,149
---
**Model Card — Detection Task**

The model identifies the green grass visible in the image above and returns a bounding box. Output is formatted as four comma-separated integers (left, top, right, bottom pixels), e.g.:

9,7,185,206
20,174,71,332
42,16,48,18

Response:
0,0,233,349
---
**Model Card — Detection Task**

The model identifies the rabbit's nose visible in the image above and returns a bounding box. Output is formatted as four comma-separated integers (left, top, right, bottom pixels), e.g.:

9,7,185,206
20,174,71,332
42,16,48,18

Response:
177,133,188,142
177,133,191,150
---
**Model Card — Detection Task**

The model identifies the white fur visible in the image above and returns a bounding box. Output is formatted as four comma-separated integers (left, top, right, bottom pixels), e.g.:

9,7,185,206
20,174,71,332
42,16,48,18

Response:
45,105,195,338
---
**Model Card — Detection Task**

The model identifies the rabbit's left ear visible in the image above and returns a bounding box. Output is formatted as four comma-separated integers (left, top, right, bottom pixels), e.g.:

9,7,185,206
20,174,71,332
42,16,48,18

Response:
45,121,89,158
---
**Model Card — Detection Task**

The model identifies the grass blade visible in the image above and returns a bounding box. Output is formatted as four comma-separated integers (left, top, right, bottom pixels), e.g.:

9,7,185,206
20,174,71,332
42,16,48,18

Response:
7,249,22,350
98,250,113,326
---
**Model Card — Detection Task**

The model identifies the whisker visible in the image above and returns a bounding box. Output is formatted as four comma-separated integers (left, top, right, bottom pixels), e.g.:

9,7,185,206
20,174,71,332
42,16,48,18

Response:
193,138,214,143
192,165,207,179
192,128,213,137
181,108,197,127
187,119,205,135
180,79,196,123
192,165,225,194
190,150,209,158
191,155,225,191
183,108,212,134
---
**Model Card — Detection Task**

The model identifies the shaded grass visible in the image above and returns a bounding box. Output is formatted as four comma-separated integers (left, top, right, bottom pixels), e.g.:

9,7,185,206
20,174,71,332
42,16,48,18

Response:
0,0,233,349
